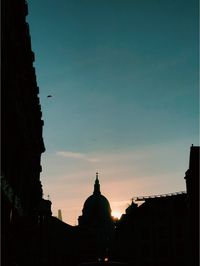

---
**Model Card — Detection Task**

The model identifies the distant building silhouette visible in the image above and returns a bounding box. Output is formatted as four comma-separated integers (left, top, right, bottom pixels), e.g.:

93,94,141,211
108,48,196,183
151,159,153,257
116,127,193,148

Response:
77,173,115,263
58,209,63,221
78,172,113,229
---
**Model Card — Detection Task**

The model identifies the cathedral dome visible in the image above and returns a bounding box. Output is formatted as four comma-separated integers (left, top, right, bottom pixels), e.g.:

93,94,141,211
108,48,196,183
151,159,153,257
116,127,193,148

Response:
83,194,111,217
78,173,112,226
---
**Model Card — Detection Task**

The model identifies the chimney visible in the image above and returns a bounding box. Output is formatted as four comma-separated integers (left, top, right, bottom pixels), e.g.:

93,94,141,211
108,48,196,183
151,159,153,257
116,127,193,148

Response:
58,209,62,221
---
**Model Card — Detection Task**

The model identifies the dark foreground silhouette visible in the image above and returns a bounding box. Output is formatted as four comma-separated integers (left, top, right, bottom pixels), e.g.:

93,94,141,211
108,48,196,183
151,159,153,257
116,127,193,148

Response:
2,0,199,265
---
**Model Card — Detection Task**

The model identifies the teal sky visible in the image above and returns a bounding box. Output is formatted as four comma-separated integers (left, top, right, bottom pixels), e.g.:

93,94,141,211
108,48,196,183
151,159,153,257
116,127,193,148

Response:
27,0,199,224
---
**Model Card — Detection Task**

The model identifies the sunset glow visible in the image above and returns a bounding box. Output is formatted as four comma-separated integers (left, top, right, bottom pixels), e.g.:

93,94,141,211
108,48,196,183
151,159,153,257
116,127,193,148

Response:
27,0,198,226
112,211,122,220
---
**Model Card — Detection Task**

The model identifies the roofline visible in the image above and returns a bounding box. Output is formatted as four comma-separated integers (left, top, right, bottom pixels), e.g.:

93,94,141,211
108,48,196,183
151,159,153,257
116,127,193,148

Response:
133,191,186,201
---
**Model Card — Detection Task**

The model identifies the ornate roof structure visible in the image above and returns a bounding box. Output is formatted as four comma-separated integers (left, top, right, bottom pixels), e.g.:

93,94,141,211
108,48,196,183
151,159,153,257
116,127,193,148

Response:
78,173,113,227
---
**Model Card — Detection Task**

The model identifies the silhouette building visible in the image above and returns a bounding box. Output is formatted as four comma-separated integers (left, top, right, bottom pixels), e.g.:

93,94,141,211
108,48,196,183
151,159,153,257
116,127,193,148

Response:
113,145,199,266
184,145,199,266
115,193,188,266
77,173,115,263
58,209,63,221
2,0,45,221
1,1,51,265
78,172,113,228
2,2,199,266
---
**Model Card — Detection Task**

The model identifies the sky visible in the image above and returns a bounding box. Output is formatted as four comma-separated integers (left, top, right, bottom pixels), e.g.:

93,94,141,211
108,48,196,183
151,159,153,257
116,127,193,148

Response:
27,0,199,225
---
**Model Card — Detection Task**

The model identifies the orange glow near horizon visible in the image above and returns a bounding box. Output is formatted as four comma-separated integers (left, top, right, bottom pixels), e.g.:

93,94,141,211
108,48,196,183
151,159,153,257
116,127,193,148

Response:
111,210,122,220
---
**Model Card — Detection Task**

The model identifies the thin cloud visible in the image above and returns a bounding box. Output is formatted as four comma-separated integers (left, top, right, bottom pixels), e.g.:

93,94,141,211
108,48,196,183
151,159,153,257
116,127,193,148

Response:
56,150,100,163
56,151,85,159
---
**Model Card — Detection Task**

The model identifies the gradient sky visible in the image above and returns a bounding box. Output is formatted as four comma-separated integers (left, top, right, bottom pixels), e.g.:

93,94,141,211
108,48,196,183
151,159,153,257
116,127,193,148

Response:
27,0,199,225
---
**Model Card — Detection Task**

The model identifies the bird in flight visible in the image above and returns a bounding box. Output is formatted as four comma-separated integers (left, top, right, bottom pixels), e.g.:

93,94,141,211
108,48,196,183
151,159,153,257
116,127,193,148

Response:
47,95,52,98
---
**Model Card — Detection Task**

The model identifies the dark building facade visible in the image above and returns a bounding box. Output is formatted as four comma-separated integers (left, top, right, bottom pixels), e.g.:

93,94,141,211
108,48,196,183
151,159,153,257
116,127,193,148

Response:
2,0,45,221
2,1,47,265
184,145,199,266
114,193,188,266
113,145,199,266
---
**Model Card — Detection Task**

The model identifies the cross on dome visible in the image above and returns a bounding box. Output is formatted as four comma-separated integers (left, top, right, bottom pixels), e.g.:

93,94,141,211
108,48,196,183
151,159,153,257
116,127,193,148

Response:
94,172,101,195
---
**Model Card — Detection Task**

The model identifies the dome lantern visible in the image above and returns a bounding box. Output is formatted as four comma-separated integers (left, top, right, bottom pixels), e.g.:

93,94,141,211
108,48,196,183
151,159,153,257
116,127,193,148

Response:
93,172,101,195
